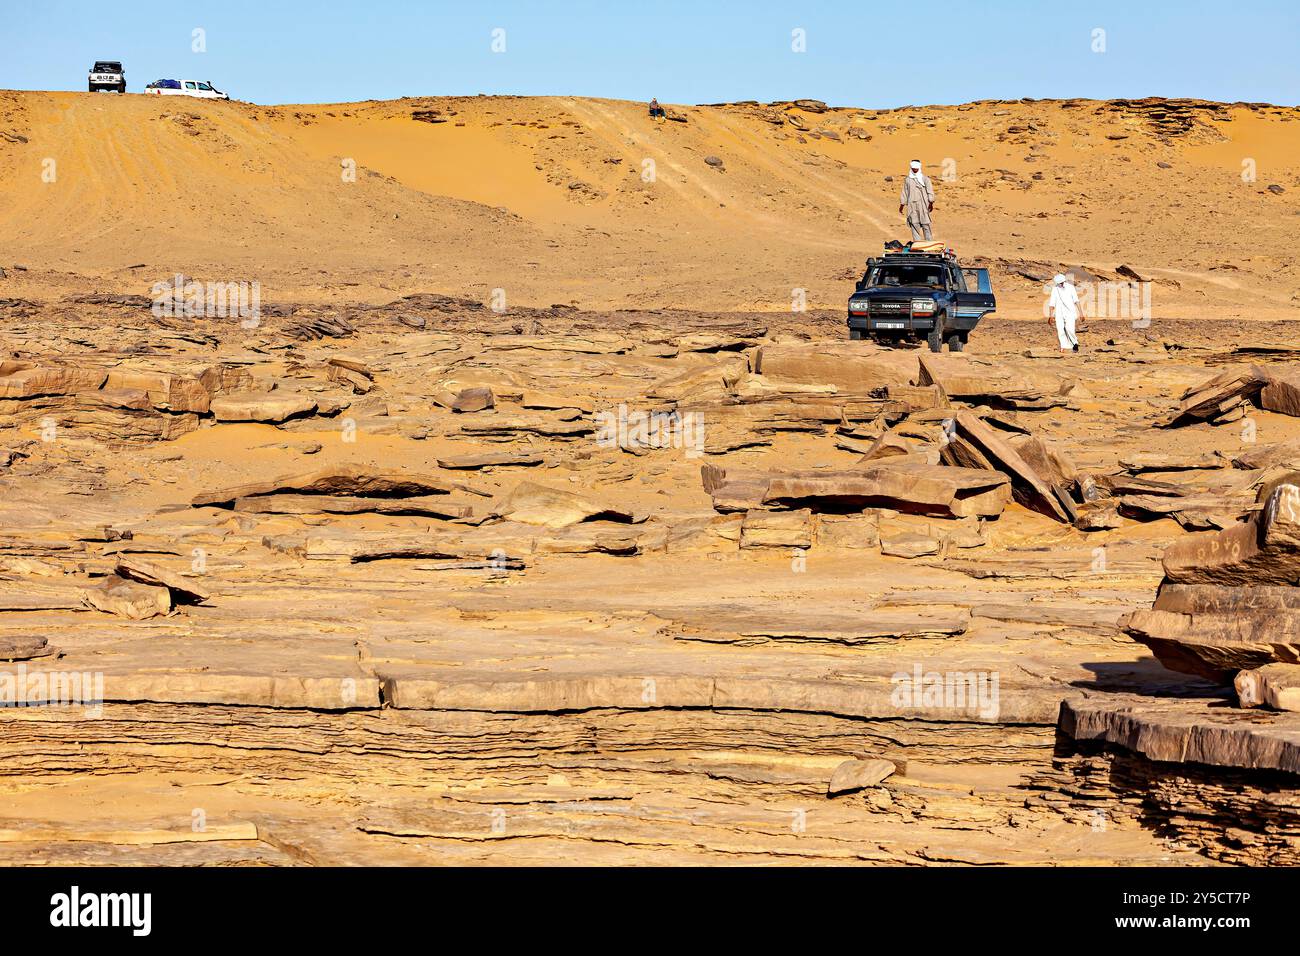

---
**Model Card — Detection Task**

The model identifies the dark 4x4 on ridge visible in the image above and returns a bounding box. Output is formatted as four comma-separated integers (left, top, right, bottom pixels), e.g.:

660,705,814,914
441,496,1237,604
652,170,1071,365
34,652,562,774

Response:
846,242,995,352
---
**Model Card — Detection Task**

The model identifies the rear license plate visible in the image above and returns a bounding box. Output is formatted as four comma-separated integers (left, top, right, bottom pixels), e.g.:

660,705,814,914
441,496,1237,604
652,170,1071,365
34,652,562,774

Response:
874,321,905,329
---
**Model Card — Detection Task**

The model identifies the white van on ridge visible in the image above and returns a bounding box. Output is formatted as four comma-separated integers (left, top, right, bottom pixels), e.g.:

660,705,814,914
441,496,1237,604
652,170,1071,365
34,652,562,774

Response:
144,79,230,100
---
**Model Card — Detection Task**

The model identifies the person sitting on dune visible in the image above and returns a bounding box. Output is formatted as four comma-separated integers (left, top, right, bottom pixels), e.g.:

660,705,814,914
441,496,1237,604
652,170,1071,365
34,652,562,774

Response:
649,98,666,120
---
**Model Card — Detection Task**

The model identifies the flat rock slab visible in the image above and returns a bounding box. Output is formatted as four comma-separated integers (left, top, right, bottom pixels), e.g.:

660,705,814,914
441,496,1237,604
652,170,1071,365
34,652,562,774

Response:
0,365,108,399
760,463,1011,518
459,415,593,438
880,531,940,558
739,509,813,549
753,345,914,392
193,465,461,507
1059,694,1300,774
1123,607,1300,682
1120,452,1224,472
972,603,1125,630
436,452,544,470
660,606,970,645
917,354,1064,409
210,393,318,423
234,494,475,519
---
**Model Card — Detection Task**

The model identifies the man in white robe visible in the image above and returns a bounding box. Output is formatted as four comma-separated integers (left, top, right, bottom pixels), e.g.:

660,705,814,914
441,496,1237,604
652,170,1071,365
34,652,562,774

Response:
1048,273,1081,351
898,160,935,240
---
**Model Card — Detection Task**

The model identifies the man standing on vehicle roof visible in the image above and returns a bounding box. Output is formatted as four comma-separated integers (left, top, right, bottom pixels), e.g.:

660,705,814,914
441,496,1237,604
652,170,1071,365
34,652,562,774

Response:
899,159,935,241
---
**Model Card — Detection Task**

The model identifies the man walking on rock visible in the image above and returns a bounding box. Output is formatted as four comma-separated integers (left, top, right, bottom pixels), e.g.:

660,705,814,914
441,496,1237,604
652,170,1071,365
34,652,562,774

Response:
899,159,935,240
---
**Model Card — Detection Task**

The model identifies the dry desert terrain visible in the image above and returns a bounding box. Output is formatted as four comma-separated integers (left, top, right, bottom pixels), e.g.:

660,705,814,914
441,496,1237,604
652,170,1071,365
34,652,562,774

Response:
0,91,1296,865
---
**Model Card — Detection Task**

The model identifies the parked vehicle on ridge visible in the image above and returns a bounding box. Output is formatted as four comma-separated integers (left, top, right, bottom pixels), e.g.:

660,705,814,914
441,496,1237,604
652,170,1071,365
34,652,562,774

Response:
88,61,126,93
144,79,230,100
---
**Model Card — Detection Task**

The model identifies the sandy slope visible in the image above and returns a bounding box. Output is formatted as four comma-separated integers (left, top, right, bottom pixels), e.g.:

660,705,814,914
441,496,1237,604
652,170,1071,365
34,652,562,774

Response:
0,90,1296,318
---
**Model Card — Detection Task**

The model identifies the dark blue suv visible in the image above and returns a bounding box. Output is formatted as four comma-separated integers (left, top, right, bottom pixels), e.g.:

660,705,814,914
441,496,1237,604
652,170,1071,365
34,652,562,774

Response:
847,244,995,352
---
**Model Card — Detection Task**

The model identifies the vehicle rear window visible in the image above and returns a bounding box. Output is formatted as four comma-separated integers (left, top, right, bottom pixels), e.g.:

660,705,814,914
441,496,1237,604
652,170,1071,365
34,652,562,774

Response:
869,264,944,289
94,62,122,71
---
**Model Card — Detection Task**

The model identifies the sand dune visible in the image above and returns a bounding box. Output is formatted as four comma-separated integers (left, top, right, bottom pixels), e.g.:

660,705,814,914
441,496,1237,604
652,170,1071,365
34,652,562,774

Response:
0,91,1296,316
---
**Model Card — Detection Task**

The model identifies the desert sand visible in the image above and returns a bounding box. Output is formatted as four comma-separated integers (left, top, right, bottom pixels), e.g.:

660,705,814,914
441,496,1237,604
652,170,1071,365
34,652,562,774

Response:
0,91,1296,866
2,92,1297,315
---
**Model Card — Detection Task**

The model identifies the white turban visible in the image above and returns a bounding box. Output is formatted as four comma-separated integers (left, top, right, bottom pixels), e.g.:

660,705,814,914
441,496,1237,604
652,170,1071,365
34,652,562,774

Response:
1053,273,1067,284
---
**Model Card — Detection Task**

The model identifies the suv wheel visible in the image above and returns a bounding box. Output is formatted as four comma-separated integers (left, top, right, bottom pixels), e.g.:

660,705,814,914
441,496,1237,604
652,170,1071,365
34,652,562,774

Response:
927,327,943,353
947,331,966,352
849,329,865,340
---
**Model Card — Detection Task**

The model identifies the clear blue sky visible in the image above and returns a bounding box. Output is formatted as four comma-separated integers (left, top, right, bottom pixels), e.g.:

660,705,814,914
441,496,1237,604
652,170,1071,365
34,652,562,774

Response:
6,0,1297,107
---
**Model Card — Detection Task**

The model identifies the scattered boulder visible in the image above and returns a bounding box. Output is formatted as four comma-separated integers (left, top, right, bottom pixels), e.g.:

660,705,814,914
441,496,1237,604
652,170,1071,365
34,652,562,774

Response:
827,758,896,796
1260,369,1300,417
451,386,495,413
83,575,172,620
488,481,646,529
0,635,56,661
1158,366,1267,427
1073,500,1123,531
880,531,941,559
116,556,210,604
1161,484,1300,586
1235,663,1300,711
941,411,1074,522
1124,485,1300,682
327,359,374,394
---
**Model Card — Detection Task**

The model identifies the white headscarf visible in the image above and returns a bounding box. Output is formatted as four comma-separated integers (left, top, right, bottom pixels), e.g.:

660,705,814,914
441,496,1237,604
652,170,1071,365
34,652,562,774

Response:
909,160,922,179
